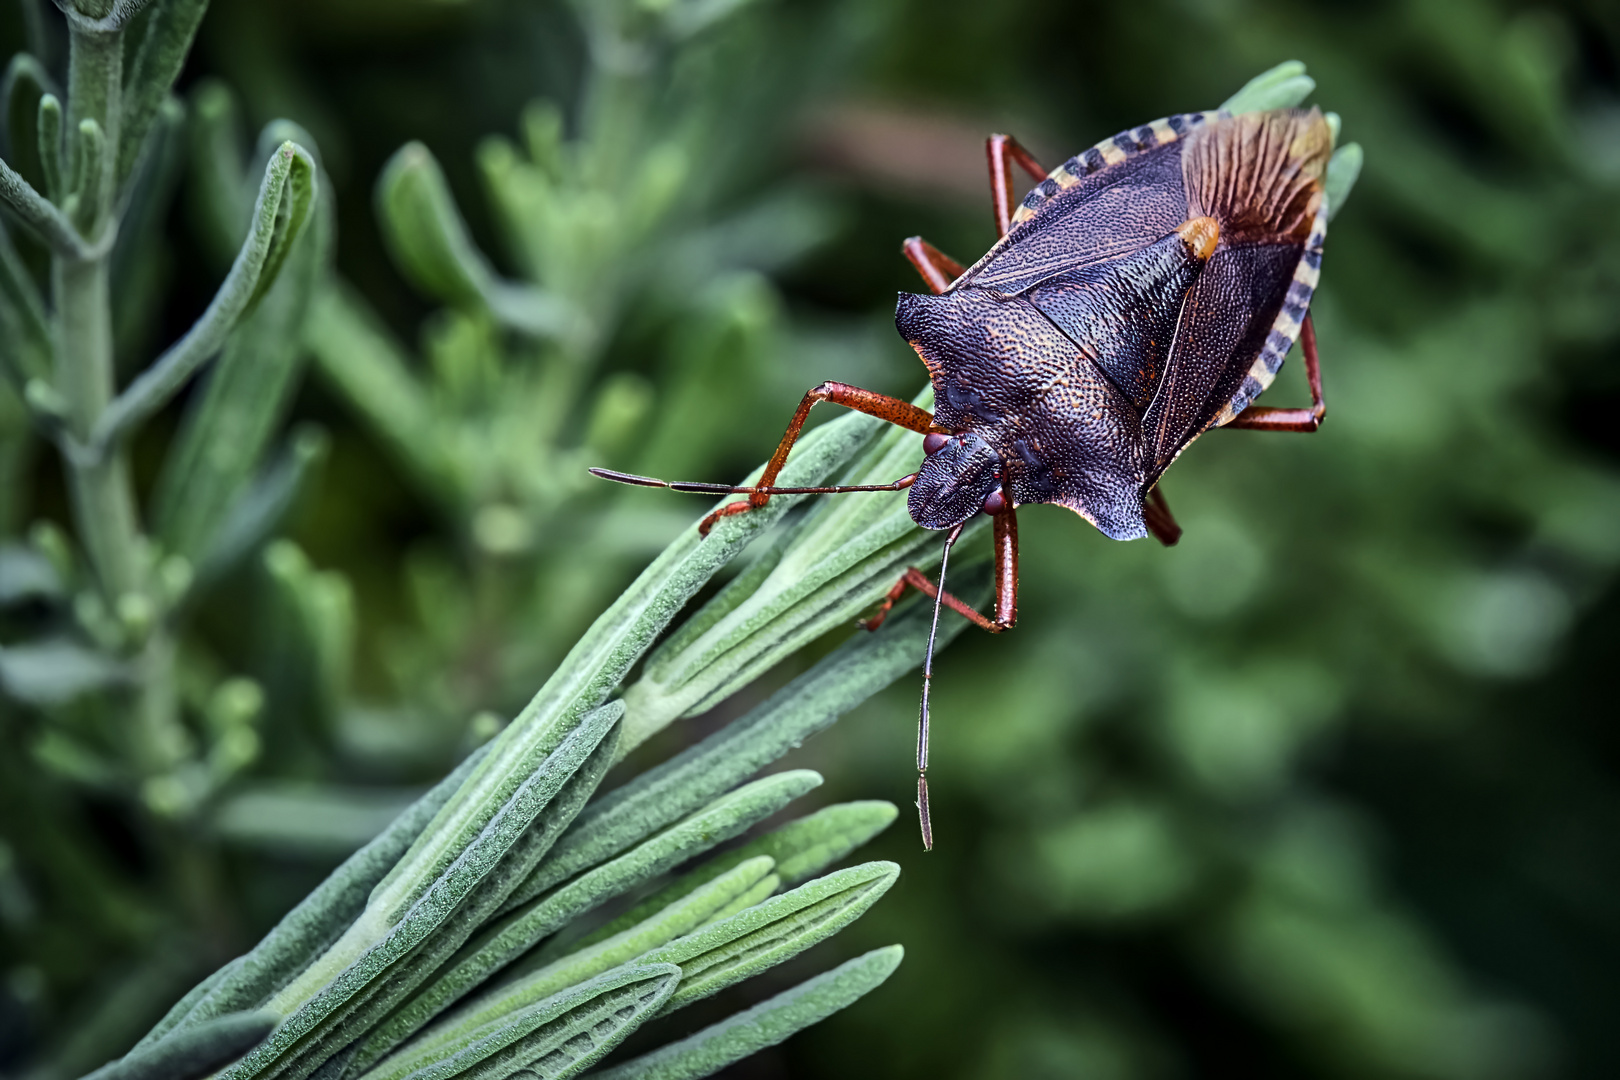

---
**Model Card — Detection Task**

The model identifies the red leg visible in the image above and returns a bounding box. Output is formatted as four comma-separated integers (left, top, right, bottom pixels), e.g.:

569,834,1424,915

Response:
1226,314,1326,432
987,134,1047,238
859,505,1019,633
902,236,967,295
1143,486,1182,546
699,382,936,534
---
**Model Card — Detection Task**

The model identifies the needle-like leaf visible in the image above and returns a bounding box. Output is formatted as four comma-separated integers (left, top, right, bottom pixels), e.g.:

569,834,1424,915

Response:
590,945,903,1080
91,140,317,452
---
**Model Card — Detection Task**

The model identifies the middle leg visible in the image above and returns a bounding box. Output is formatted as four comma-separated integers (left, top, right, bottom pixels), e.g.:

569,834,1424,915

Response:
860,504,1020,633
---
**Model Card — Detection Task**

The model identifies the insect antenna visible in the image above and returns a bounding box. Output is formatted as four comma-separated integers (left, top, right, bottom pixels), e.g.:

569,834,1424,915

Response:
589,467,919,497
916,519,966,851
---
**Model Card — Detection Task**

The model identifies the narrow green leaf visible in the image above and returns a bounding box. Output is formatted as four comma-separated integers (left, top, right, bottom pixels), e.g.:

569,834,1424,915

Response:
503,768,822,915
643,861,899,1014
70,117,105,232
590,945,904,1080
532,567,984,895
302,285,458,506
0,220,51,384
138,961,242,1054
136,745,493,1047
401,858,772,1066
558,801,899,959
695,873,779,926
37,92,63,201
354,771,821,1071
292,724,623,1080
375,142,486,306
187,80,252,266
193,426,330,589
92,140,317,451
0,145,89,255
1221,60,1315,114
153,138,332,562
263,541,353,724
375,141,572,337
360,964,679,1080
118,0,209,181
2,53,54,195
228,706,622,1080
82,1011,277,1080
363,405,884,976
1325,143,1364,222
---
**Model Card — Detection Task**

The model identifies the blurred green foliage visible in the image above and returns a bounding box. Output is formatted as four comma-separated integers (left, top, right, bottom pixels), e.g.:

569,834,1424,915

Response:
2,0,1619,1077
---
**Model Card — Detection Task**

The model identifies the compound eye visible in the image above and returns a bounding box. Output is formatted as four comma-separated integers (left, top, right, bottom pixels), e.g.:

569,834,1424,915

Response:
982,488,1007,516
922,432,950,456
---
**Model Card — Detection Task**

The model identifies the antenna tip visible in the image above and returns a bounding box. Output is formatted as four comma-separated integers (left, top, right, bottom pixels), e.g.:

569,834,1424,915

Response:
917,775,934,851
588,467,667,488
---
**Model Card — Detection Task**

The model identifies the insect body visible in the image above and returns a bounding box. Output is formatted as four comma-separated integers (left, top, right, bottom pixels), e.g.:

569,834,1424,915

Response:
594,107,1335,848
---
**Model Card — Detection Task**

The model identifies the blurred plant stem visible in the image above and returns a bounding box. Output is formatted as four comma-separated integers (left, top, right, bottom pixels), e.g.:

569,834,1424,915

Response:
52,17,175,777
2,0,318,912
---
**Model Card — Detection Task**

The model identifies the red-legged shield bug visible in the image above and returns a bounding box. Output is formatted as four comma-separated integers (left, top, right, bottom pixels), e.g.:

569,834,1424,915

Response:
594,106,1336,849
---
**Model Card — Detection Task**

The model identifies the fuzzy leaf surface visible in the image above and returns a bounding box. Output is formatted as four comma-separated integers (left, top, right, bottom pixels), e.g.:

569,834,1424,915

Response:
642,861,899,1014
589,945,903,1080
357,770,821,1069
359,964,679,1080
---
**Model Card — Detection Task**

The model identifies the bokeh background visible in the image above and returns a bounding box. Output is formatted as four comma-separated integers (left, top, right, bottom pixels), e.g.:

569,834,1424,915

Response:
3,0,1620,1077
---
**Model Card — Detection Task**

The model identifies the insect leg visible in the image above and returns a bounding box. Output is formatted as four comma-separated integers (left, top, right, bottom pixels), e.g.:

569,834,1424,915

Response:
699,382,936,534
860,505,1019,632
859,568,998,633
986,134,1047,238
1225,315,1327,432
992,503,1019,627
901,237,966,295
1143,486,1183,546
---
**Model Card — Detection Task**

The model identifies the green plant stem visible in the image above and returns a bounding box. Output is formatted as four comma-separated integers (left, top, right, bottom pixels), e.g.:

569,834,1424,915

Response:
56,254,143,598
66,21,120,227
56,18,141,601
55,18,181,787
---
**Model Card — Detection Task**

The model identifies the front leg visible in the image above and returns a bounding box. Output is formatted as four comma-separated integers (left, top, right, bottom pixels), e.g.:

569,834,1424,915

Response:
699,382,937,534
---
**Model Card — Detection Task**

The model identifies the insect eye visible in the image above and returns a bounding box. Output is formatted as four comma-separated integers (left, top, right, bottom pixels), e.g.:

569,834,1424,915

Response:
923,433,950,456
982,489,1007,516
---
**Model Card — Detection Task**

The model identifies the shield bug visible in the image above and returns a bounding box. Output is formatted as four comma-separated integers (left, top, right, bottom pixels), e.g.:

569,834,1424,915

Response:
594,106,1334,848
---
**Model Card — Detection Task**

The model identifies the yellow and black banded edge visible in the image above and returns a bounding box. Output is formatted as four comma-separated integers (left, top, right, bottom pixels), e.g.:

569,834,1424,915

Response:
1007,111,1221,230
1209,199,1329,428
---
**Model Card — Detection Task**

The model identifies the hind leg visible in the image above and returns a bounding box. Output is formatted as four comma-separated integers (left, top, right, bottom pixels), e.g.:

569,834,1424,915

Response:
1226,315,1326,432
1144,486,1182,546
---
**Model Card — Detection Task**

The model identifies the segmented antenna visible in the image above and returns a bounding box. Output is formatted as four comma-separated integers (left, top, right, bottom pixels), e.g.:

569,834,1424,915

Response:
588,467,918,497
